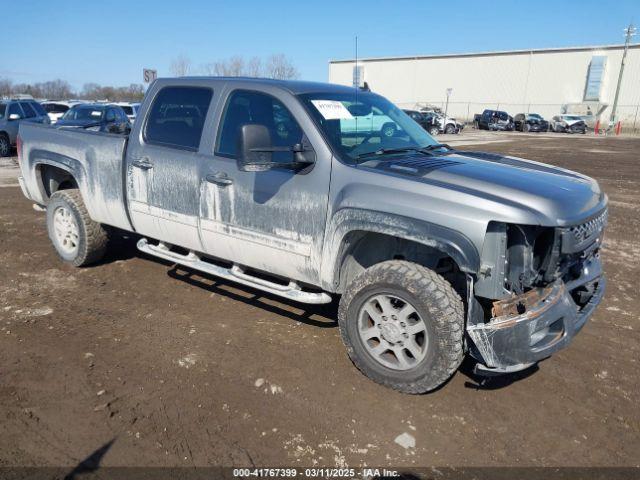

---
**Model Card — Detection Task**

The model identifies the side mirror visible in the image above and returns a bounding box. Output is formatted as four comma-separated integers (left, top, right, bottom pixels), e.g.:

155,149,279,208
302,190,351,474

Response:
9,113,21,121
238,124,274,172
237,124,315,173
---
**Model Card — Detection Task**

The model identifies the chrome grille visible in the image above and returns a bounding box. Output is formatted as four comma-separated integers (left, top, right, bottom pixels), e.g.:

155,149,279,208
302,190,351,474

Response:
570,210,608,244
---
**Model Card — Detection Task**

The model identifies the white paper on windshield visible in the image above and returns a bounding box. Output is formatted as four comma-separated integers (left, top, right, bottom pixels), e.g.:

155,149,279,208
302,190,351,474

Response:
91,111,102,117
311,100,353,120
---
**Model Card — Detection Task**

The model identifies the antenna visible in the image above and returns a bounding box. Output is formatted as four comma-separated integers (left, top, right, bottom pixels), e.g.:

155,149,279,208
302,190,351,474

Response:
355,35,358,135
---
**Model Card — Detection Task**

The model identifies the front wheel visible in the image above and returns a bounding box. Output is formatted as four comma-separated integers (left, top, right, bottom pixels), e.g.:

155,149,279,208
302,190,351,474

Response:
444,124,456,134
338,260,464,394
46,189,108,267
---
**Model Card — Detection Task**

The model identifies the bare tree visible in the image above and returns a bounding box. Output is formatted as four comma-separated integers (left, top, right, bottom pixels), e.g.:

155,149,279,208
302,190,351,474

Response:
201,63,217,76
170,54,192,77
214,56,246,77
205,54,298,79
246,56,262,77
264,54,299,80
0,78,13,98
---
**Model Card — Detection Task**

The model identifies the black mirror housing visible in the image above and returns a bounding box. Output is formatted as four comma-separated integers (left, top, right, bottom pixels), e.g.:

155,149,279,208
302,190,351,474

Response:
238,124,273,172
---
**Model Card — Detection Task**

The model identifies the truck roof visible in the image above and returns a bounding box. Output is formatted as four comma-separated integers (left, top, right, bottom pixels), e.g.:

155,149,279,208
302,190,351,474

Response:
154,76,359,95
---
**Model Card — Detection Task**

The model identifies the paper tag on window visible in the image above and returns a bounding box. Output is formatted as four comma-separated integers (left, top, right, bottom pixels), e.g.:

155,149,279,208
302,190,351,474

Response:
311,100,353,120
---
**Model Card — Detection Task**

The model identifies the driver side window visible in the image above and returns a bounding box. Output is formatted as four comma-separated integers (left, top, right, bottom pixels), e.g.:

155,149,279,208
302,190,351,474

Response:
216,90,303,162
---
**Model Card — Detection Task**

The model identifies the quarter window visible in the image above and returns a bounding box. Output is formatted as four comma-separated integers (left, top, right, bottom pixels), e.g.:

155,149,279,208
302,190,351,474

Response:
144,86,213,151
216,90,303,160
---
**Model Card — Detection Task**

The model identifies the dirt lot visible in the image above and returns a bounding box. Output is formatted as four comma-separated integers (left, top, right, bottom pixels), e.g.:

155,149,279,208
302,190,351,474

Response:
0,132,638,471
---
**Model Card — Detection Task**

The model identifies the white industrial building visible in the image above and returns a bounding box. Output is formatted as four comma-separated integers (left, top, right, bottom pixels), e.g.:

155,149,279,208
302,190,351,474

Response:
329,43,640,128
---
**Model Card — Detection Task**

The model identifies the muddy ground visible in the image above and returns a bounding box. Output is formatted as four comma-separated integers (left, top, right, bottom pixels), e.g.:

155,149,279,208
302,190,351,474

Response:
0,132,638,470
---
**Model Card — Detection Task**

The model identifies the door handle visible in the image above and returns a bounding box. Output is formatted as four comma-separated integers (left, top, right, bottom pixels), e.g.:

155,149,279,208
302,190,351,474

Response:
132,157,153,170
206,172,233,187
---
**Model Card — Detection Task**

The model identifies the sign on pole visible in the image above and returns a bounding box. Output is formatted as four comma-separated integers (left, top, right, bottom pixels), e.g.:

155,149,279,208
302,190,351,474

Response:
143,69,157,83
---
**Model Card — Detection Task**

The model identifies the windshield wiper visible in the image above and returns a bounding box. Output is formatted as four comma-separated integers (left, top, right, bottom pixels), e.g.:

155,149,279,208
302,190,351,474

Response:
420,143,452,152
356,147,423,160
356,144,455,162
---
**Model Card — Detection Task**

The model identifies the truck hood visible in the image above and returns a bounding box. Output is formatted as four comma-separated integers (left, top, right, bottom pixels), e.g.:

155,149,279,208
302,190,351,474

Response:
361,150,604,225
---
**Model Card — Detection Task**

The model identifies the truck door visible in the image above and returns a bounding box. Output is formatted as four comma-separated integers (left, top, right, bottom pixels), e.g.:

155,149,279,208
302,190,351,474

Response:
126,85,214,251
198,88,331,286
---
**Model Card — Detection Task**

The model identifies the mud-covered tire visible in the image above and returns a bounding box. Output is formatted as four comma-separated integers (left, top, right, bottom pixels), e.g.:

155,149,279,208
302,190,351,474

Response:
0,133,10,157
338,260,464,394
46,189,108,267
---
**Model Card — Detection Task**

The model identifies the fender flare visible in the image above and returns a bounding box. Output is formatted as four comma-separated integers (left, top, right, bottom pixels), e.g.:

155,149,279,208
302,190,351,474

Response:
30,149,89,204
320,208,480,291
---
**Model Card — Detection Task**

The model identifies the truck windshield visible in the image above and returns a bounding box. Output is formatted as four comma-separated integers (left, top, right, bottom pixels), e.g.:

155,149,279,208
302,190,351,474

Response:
299,92,439,163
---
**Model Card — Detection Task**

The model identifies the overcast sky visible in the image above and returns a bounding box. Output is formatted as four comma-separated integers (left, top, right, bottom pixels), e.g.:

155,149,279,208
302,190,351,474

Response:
3,0,639,89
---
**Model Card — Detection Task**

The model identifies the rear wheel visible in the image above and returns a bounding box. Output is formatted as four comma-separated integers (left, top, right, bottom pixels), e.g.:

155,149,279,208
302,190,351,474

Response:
444,124,456,134
46,189,108,267
338,260,464,394
429,126,440,136
524,124,531,132
0,133,10,157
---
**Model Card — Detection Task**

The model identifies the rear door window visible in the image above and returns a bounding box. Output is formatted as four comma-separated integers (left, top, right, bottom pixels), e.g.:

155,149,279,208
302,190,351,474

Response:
144,86,213,151
19,102,36,118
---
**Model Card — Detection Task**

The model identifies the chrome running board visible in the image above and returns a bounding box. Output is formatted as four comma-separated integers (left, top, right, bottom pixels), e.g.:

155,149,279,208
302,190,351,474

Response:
137,238,332,304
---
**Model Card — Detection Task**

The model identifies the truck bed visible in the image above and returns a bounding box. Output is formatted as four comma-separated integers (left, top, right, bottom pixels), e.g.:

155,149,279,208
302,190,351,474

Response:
17,123,133,231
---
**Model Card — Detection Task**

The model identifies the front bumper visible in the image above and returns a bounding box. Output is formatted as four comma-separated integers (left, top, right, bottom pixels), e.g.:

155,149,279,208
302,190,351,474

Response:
527,123,548,132
488,122,513,131
468,255,605,371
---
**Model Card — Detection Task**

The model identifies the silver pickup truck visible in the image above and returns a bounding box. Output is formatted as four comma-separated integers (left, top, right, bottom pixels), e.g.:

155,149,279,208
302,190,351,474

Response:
17,78,607,393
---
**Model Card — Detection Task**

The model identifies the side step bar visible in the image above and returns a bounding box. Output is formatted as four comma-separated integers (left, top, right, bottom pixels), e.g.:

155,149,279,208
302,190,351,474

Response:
136,238,332,304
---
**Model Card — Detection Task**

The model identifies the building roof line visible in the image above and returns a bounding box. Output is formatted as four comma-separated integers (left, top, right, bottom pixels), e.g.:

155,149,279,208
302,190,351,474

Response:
329,43,640,64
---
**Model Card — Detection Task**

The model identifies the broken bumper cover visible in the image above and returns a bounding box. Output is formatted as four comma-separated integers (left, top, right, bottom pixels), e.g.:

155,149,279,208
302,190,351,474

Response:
468,257,605,371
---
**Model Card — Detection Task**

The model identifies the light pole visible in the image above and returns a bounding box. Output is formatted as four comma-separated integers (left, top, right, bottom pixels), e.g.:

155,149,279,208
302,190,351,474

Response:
610,23,636,126
444,88,452,133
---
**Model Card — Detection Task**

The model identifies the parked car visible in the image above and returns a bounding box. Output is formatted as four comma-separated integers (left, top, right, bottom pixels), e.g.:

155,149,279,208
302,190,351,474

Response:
339,106,398,138
550,115,587,134
403,109,440,135
421,111,463,134
41,101,83,124
0,98,50,157
476,109,514,131
116,102,141,123
55,103,130,134
17,78,607,393
514,113,549,132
